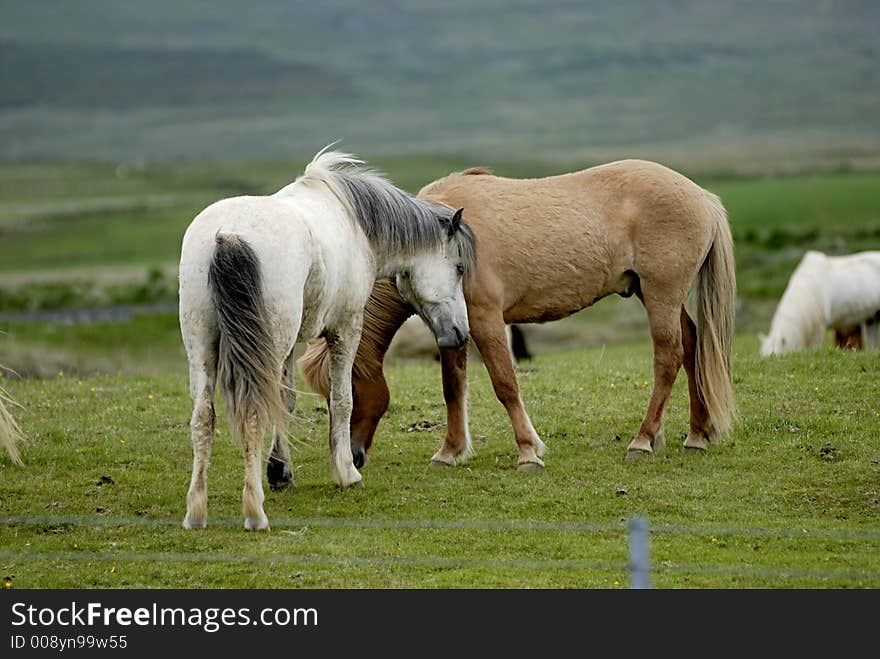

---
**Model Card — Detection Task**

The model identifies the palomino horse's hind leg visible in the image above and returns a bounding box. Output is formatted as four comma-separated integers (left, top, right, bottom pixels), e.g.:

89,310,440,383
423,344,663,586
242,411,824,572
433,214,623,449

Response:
626,298,683,460
680,307,712,451
268,350,297,490
430,346,473,466
183,349,217,529
469,307,546,470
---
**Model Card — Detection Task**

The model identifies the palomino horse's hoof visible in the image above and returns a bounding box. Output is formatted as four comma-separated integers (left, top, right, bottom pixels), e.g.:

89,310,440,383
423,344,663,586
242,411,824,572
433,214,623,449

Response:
430,459,454,468
517,460,544,471
683,435,710,452
625,449,652,462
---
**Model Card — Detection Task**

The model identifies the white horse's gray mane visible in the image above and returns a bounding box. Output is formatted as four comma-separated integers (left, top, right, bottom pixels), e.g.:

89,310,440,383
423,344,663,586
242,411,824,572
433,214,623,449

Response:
299,147,477,277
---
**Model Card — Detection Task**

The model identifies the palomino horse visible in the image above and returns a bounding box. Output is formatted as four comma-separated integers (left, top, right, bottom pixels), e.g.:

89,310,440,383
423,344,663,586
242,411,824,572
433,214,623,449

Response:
178,148,475,530
299,160,737,467
760,250,880,356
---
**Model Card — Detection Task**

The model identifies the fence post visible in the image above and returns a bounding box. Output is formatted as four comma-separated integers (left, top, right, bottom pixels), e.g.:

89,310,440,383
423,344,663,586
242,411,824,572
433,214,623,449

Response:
628,516,651,589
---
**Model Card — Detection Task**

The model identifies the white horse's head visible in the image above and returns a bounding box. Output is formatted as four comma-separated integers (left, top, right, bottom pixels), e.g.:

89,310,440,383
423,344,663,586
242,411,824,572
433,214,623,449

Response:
395,208,472,349
759,331,789,356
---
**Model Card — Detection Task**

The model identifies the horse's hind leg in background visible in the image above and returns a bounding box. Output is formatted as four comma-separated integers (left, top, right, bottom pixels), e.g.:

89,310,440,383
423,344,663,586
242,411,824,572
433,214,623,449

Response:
468,306,546,470
430,345,472,466
267,349,297,491
625,294,684,460
182,329,218,529
680,307,713,451
864,313,879,350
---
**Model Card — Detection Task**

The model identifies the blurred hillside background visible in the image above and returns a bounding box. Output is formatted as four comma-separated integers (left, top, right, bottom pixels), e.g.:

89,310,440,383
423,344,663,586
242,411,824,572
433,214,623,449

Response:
2,1,878,167
0,0,879,373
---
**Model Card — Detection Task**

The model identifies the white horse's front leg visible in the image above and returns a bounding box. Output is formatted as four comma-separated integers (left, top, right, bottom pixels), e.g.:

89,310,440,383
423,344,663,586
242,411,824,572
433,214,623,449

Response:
327,318,363,488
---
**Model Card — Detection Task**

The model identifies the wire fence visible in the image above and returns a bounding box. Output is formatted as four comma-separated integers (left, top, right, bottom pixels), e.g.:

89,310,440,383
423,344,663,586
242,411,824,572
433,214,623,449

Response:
2,514,879,586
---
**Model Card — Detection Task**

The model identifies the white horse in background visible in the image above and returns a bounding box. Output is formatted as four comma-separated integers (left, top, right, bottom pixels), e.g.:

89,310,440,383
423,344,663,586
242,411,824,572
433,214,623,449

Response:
760,250,880,356
178,148,475,530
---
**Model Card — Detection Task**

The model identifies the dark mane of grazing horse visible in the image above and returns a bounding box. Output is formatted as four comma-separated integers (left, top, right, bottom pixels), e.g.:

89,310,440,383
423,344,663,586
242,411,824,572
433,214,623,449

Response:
302,151,477,278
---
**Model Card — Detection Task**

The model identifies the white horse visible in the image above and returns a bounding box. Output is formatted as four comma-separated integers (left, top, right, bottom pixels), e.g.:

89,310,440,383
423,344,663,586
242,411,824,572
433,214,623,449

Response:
760,250,880,355
178,148,475,530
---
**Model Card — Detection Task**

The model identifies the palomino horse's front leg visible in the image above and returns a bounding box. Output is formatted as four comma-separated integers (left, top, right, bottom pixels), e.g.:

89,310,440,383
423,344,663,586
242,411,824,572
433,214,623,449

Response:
183,357,216,529
267,350,297,490
626,299,683,460
469,307,546,470
430,345,473,466
327,320,364,487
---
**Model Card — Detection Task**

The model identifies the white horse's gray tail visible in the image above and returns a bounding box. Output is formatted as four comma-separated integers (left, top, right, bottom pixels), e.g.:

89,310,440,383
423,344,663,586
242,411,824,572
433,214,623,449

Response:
208,234,285,445
694,193,737,438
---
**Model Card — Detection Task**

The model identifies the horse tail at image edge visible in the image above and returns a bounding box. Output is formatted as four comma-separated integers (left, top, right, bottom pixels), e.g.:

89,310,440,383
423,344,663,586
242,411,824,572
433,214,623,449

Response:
0,390,23,466
208,233,286,445
695,193,737,438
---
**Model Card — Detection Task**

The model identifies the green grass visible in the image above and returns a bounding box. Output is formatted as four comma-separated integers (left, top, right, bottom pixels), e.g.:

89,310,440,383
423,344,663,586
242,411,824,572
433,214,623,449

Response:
1,328,879,588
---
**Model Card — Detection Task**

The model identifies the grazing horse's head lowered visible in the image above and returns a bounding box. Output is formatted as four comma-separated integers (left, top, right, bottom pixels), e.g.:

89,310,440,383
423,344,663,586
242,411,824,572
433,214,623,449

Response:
396,208,472,349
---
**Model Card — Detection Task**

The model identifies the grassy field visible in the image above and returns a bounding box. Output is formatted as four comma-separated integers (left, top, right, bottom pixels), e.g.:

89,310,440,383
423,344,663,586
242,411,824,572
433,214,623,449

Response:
0,321,879,588
0,157,879,589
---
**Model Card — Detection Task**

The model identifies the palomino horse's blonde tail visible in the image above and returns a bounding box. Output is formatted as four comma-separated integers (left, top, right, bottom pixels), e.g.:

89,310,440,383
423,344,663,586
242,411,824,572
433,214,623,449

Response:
695,193,737,438
299,339,331,399
0,388,23,466
208,234,286,447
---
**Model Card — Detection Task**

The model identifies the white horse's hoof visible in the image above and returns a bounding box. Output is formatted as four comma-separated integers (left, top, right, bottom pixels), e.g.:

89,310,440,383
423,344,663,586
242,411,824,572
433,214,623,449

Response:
335,473,364,488
182,516,206,530
430,459,454,468
333,464,363,488
244,516,270,531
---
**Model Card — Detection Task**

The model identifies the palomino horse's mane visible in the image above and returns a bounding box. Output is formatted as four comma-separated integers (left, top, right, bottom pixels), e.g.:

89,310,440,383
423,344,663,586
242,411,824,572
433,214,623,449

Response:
418,166,493,199
292,148,477,278
298,279,413,398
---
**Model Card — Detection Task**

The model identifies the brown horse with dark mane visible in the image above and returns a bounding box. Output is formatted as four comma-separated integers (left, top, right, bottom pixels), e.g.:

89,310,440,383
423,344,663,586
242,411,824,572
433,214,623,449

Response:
300,159,737,469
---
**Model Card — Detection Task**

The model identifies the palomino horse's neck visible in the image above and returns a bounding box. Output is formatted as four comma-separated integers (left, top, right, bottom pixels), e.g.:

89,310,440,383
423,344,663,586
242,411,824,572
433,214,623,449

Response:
356,279,414,374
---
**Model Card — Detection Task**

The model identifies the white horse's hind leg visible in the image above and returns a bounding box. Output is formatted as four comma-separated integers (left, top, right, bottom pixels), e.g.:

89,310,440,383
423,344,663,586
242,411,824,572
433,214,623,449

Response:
267,350,297,490
327,316,364,487
183,348,217,530
241,412,269,530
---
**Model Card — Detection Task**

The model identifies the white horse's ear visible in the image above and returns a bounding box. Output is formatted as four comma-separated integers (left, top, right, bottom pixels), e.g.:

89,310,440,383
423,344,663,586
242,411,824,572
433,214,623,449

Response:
450,208,464,235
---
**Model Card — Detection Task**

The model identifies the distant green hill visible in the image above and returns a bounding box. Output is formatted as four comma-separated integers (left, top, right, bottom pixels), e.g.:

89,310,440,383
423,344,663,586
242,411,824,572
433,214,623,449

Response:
1,1,878,168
